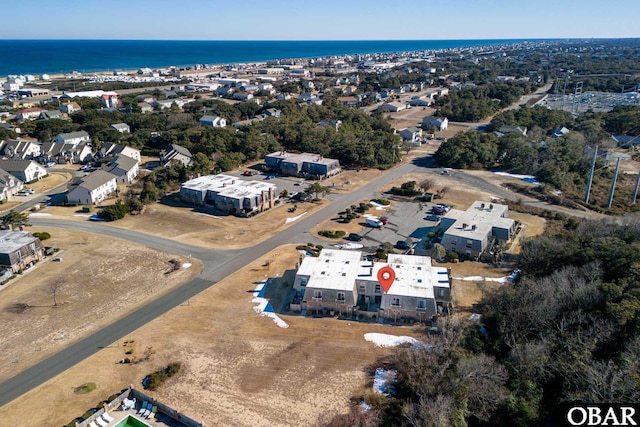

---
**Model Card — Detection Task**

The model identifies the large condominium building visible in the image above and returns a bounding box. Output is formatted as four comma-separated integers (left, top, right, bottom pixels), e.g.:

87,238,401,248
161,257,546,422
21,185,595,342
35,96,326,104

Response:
265,151,340,178
179,174,278,216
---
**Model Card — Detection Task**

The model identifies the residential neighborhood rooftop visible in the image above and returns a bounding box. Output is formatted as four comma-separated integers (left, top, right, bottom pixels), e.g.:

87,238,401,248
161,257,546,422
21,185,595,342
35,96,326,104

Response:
0,230,40,254
442,201,513,241
181,174,276,199
74,169,117,191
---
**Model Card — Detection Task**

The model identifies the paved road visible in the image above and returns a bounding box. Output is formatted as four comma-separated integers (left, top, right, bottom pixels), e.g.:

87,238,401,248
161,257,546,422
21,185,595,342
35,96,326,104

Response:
0,155,595,407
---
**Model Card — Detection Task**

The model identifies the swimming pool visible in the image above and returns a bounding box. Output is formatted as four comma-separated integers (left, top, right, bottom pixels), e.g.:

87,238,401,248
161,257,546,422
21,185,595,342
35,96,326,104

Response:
114,415,151,427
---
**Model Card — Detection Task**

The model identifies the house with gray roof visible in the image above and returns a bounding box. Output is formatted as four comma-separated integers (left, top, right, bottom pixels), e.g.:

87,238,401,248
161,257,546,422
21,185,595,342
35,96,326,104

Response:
199,115,226,128
67,170,118,205
54,130,90,145
110,123,130,133
39,110,67,120
160,143,192,166
98,142,141,162
106,154,139,184
0,168,23,200
0,160,47,182
265,151,340,178
40,142,92,164
422,116,449,131
0,139,41,160
0,230,45,273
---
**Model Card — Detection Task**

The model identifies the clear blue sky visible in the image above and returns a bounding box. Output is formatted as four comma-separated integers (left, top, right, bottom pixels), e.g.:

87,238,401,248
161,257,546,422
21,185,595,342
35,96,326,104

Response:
3,0,639,40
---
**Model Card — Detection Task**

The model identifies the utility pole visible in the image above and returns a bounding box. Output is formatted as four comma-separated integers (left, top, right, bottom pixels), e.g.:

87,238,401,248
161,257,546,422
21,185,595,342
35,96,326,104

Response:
584,146,598,204
606,157,622,209
631,172,640,205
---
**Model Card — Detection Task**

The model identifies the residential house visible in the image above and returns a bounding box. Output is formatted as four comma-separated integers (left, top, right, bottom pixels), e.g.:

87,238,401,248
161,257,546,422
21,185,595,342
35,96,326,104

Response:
98,143,141,162
265,151,341,178
160,143,192,166
379,102,406,113
611,134,640,147
179,174,278,216
292,249,451,319
40,142,92,164
110,123,130,133
0,139,41,160
0,168,23,200
338,96,359,107
263,108,281,118
199,115,227,128
15,108,45,121
551,127,570,138
0,160,47,182
54,131,90,145
496,125,527,136
152,98,194,110
399,126,423,142
422,116,449,131
319,119,342,131
106,154,139,184
232,92,254,101
39,110,67,120
409,96,433,107
59,102,81,115
138,102,153,113
440,201,517,258
66,170,118,204
0,230,45,273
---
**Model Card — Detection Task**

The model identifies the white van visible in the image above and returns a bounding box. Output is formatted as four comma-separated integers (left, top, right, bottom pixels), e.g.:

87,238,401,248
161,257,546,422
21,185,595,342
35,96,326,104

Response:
365,218,383,228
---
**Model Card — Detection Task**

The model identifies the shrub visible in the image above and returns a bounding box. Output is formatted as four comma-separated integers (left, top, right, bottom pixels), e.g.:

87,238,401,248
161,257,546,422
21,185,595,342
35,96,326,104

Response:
32,231,51,241
98,200,130,221
318,230,346,239
372,198,391,206
446,251,459,261
143,362,181,391
73,382,97,395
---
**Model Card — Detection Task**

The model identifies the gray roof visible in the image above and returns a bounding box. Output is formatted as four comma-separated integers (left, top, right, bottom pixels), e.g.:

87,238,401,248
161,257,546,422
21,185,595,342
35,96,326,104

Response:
57,130,89,141
0,230,40,254
74,170,117,191
108,154,138,172
0,160,41,173
167,144,192,158
110,123,129,130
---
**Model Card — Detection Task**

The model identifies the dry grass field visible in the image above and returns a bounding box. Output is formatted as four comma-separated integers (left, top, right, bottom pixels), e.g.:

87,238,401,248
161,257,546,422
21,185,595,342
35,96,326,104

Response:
0,245,414,427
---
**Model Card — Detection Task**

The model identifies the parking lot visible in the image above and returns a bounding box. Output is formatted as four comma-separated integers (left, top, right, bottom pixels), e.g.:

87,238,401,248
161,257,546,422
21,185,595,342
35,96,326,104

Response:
334,197,446,256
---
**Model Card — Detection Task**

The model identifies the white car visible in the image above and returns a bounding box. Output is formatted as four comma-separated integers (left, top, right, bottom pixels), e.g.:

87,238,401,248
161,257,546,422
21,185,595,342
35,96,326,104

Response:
45,161,56,168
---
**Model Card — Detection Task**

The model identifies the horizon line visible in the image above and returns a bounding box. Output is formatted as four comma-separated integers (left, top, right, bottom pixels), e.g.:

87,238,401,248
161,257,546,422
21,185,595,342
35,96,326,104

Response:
0,37,633,42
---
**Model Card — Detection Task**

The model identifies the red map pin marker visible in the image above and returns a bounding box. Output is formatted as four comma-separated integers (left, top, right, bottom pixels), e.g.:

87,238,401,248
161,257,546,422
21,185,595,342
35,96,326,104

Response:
377,266,396,293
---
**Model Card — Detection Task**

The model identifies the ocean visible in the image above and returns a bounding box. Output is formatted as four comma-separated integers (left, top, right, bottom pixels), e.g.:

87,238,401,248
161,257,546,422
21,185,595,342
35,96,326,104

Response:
0,39,538,76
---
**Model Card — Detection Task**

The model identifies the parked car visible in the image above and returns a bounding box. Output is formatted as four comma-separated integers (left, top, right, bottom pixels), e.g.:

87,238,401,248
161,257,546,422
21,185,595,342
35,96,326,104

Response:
24,188,35,195
379,216,389,225
242,170,257,176
347,233,363,242
295,180,305,186
365,218,383,228
395,241,411,250
45,161,56,168
265,175,276,180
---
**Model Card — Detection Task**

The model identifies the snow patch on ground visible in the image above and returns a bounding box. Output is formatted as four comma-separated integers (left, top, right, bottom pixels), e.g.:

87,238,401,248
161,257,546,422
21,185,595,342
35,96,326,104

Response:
251,280,289,328
182,262,192,269
29,212,52,216
493,171,541,185
364,332,418,347
195,212,221,218
285,212,307,224
334,243,364,249
453,275,511,283
370,201,389,211
373,368,397,395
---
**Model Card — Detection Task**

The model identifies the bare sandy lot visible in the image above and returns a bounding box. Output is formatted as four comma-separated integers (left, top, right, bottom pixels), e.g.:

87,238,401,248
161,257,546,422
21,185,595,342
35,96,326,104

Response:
0,245,411,427
0,228,201,383
35,198,329,249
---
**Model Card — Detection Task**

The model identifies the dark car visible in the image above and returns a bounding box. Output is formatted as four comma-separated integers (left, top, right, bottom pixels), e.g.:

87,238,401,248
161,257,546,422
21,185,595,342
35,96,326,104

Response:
347,233,363,242
395,241,411,250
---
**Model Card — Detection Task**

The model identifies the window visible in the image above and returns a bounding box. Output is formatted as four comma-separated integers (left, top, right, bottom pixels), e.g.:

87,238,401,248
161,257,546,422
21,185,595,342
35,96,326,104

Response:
391,298,401,307
417,300,426,309
300,278,307,287
375,284,381,294
313,290,322,299
337,292,345,301
466,240,473,248
437,289,447,298
359,284,365,293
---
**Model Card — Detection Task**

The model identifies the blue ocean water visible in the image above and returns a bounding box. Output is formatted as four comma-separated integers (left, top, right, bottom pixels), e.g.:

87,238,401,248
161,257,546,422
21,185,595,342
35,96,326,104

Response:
0,39,539,76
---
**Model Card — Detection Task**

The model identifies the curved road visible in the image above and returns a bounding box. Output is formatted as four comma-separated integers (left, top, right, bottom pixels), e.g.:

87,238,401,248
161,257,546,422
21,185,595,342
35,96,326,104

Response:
0,155,591,407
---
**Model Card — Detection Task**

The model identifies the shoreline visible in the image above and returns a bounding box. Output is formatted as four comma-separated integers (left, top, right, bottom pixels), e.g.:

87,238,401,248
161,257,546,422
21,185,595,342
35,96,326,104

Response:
2,38,558,78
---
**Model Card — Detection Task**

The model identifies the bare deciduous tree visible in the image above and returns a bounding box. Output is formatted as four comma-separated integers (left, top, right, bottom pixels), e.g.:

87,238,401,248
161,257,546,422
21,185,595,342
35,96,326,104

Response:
49,279,65,307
